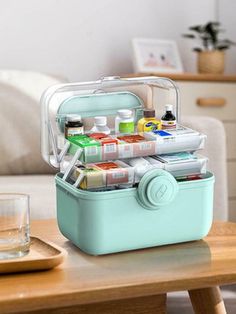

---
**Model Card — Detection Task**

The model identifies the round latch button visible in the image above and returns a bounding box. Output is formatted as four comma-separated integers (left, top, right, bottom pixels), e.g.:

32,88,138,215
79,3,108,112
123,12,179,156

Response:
138,169,179,210
147,176,177,206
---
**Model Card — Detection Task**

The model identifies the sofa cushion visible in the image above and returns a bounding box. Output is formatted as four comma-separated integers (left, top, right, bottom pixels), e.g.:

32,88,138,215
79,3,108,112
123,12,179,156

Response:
0,70,66,175
182,116,228,221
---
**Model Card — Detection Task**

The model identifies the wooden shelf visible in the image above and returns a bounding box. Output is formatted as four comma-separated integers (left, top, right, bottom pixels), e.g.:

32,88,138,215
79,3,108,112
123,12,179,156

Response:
124,72,236,82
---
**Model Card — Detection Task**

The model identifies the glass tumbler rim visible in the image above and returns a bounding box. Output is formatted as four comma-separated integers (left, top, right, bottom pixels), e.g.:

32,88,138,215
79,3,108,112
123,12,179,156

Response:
0,193,29,202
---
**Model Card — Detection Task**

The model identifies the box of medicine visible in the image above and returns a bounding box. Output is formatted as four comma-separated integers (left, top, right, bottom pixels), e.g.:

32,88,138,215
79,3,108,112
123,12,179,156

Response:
68,135,102,163
94,160,134,186
143,126,206,155
117,135,156,158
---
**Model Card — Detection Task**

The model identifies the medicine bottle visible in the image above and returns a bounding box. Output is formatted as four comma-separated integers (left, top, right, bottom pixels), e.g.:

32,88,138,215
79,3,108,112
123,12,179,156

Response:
137,109,161,132
161,104,176,129
115,109,134,134
90,116,110,135
65,114,84,138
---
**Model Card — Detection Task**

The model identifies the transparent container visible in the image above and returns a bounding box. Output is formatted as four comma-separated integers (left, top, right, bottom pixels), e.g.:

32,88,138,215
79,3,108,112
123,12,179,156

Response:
0,194,30,259
40,76,214,255
115,109,134,134
89,116,110,135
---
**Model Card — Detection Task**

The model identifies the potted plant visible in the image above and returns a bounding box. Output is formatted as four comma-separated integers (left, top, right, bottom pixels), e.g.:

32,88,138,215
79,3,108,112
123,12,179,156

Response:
183,21,235,74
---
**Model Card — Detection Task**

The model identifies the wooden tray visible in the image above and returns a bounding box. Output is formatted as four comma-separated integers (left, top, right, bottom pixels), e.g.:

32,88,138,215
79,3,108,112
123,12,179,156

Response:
0,236,67,274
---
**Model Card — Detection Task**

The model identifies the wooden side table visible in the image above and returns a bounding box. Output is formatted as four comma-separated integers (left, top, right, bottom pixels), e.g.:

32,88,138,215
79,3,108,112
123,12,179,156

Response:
1,220,236,313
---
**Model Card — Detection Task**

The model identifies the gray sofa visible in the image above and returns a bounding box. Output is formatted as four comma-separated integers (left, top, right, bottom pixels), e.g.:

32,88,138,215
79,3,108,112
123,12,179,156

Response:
0,70,60,218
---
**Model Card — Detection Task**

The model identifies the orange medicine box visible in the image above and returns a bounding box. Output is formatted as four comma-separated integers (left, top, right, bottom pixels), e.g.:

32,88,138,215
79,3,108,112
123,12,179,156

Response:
116,141,134,158
89,133,107,140
93,161,131,185
134,141,156,157
117,135,156,157
89,133,118,160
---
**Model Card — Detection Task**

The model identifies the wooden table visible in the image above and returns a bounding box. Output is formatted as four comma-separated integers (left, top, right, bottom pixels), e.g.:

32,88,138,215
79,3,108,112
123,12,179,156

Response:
1,220,236,314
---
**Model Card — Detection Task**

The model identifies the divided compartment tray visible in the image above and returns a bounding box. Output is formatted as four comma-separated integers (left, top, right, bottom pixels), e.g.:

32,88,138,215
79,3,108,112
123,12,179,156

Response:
67,127,207,164
70,155,208,190
0,236,67,274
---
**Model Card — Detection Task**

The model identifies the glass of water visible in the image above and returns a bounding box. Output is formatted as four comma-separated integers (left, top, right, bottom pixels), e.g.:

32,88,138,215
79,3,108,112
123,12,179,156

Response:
0,194,30,259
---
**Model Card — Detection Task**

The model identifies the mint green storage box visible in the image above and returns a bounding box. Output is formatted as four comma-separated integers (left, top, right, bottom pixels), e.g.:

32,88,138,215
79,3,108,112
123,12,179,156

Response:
55,170,214,255
41,76,215,255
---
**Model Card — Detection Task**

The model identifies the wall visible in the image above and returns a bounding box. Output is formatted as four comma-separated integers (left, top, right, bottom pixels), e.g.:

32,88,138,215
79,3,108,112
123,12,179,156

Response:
0,0,223,81
219,0,236,74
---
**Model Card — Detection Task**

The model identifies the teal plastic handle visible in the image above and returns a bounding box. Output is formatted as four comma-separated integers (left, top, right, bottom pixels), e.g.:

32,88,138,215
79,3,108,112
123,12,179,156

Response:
56,91,144,132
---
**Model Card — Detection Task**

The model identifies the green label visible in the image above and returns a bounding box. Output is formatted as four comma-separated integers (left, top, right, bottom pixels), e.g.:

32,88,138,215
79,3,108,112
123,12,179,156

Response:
119,122,134,133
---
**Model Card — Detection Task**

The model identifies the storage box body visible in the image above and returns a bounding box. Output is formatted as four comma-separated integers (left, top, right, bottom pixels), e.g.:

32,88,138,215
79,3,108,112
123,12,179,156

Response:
56,171,214,255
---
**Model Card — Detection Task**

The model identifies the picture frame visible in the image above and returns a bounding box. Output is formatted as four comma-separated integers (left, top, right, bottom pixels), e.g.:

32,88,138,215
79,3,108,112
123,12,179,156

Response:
132,38,183,74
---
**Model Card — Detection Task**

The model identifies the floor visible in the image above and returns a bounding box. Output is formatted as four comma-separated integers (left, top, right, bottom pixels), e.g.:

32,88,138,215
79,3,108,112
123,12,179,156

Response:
167,286,236,313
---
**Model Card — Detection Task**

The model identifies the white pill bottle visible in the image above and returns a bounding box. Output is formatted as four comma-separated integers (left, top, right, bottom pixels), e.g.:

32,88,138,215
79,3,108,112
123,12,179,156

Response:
115,109,134,134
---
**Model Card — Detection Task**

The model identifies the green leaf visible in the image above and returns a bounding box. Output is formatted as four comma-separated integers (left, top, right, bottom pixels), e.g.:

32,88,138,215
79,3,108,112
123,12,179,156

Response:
200,34,211,40
184,21,235,51
182,34,195,38
217,45,229,50
193,47,202,52
205,22,218,44
189,25,203,33
200,35,211,49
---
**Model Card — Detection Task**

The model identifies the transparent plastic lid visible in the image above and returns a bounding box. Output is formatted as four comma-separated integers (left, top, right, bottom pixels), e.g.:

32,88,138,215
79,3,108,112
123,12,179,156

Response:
40,76,181,169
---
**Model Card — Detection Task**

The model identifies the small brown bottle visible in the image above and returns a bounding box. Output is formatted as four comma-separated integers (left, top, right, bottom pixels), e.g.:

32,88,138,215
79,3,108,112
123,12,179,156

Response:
64,114,84,138
161,104,176,129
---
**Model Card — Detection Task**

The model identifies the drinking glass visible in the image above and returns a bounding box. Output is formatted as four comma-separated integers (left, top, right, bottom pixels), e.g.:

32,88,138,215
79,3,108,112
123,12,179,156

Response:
0,194,30,259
